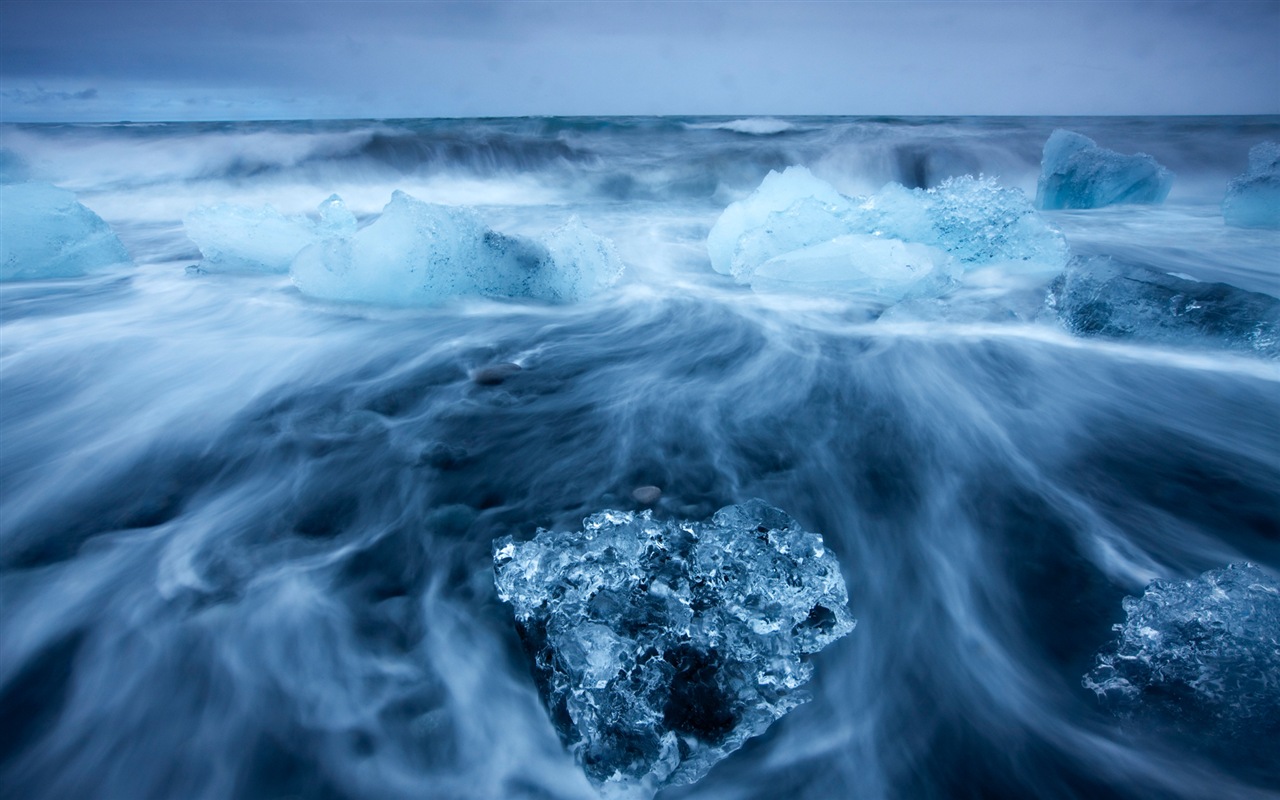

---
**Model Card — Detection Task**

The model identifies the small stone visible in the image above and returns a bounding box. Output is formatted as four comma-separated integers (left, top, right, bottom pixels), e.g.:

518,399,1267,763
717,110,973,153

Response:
470,362,522,386
631,485,662,505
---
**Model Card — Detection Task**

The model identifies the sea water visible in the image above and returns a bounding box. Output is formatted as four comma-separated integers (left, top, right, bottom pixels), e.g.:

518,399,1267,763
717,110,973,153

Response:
1,116,1278,799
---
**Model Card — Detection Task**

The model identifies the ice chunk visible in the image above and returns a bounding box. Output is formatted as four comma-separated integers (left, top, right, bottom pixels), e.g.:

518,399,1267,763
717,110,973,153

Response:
1046,256,1280,357
751,234,954,298
1223,141,1280,230
184,202,320,273
1035,130,1173,210
709,169,1066,298
707,166,853,277
493,500,855,798
1,182,130,281
290,190,623,306
1084,564,1280,758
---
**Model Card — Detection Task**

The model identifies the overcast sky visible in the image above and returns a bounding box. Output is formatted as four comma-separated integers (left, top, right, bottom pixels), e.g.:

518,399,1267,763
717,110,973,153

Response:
2,0,1277,121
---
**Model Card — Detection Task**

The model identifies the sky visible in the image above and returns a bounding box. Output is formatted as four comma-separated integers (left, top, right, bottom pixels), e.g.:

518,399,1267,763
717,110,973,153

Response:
1,0,1278,122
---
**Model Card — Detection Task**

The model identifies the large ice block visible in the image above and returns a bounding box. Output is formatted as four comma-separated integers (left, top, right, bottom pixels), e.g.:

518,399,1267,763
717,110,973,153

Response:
1,182,130,281
708,168,1066,298
184,202,322,273
290,191,623,306
1084,563,1280,759
1223,141,1280,230
1046,256,1280,357
493,500,855,799
1035,130,1173,210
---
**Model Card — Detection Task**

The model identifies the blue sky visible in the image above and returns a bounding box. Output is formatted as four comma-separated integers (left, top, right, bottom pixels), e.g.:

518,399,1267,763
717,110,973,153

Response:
2,0,1277,121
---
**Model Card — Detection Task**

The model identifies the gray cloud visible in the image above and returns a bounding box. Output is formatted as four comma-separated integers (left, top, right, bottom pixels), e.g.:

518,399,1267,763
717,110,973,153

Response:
1,0,1277,121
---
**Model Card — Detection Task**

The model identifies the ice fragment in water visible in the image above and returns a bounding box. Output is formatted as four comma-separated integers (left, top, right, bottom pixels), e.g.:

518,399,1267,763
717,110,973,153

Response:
1223,141,1280,230
184,199,340,273
1083,564,1280,770
1035,130,1173,210
291,190,623,305
708,167,1066,298
1,182,130,281
1045,256,1280,357
493,500,855,798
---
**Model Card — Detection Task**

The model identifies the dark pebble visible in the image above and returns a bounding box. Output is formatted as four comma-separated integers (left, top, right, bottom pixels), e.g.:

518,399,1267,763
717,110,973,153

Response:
471,362,523,386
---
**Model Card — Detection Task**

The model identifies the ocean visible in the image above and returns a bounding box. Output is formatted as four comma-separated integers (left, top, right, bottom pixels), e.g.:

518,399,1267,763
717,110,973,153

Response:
1,115,1278,799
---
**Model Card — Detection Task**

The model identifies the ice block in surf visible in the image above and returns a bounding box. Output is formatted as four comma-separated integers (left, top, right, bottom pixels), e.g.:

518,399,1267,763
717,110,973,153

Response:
1046,256,1280,358
494,500,855,799
1223,141,1280,230
0,182,130,281
1084,563,1280,774
1035,129,1173,210
708,166,1066,298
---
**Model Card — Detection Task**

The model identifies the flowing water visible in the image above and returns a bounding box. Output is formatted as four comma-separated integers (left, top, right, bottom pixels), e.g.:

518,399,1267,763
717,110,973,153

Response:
2,116,1278,799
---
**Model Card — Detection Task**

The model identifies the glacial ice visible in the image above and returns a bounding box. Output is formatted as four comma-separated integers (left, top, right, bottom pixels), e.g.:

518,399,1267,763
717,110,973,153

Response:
1083,563,1280,748
1223,141,1280,230
184,201,328,273
0,182,130,281
708,167,1066,298
493,500,855,798
1035,130,1173,210
290,190,623,305
1045,256,1280,357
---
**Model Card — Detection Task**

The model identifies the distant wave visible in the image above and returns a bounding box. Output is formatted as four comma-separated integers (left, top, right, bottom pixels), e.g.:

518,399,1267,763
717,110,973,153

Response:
688,118,798,135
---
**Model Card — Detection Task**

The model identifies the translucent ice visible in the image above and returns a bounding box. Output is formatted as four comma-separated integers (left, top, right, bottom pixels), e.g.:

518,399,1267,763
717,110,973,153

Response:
1046,256,1280,357
493,500,855,798
708,167,1066,298
184,201,328,273
1083,563,1280,751
1,182,130,281
1035,130,1173,210
706,166,853,278
290,190,623,305
1223,141,1280,230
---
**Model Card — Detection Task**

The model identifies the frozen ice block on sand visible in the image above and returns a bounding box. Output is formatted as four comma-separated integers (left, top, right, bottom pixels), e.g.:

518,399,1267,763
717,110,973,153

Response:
1223,141,1280,230
290,190,623,306
1,182,130,281
184,202,330,273
494,500,855,799
1035,130,1173,210
1084,563,1280,772
1046,256,1280,357
708,167,1066,298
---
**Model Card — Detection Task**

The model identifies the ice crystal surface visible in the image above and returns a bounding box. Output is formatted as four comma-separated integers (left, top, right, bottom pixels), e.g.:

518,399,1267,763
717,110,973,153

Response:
493,500,855,798
1084,563,1280,746
1046,257,1280,357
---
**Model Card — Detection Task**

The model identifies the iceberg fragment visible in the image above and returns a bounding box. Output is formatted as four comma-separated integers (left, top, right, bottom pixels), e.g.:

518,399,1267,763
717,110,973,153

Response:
708,167,1066,298
290,191,623,305
1045,256,1280,357
1223,141,1280,230
1084,564,1280,757
184,202,323,273
493,500,855,798
1035,130,1173,210
1,182,130,281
